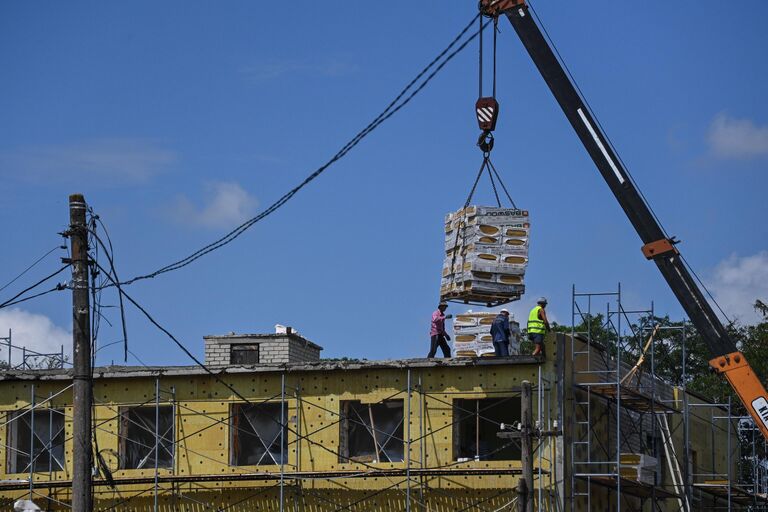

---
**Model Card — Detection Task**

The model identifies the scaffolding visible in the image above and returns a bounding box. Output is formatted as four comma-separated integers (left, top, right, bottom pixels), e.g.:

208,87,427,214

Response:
0,362,560,512
1,329,67,370
569,284,768,512
2,285,767,511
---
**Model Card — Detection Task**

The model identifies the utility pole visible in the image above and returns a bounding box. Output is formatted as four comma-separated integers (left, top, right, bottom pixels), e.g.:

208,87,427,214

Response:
69,193,92,512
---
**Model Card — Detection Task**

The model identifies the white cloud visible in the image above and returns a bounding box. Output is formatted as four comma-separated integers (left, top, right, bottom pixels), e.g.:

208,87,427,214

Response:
0,138,177,186
708,113,768,159
0,308,70,364
708,251,768,325
170,181,258,229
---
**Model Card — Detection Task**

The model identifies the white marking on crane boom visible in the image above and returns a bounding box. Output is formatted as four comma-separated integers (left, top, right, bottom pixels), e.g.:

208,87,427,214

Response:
577,107,625,184
752,397,768,431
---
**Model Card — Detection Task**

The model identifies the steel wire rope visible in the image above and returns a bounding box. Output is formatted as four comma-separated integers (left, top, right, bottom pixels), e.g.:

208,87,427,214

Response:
478,7,484,98
0,265,70,309
527,0,736,329
109,15,487,289
486,157,517,208
485,158,502,207
681,254,736,327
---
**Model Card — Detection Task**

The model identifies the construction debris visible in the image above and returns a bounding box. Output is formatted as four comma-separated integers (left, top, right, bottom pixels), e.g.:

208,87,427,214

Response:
441,206,529,305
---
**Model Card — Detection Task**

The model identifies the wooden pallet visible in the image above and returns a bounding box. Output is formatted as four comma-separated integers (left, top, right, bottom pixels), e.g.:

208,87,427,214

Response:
441,290,522,307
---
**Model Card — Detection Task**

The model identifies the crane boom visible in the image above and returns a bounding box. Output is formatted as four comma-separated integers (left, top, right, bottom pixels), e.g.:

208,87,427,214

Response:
482,0,768,439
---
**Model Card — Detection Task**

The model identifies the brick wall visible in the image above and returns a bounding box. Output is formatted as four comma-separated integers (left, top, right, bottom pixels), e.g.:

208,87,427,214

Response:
203,333,322,366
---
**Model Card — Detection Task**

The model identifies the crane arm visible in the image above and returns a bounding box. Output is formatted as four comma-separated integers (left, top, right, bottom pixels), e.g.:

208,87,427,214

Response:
483,0,768,439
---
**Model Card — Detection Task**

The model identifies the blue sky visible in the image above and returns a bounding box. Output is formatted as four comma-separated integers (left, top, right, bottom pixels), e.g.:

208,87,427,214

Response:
1,1,766,366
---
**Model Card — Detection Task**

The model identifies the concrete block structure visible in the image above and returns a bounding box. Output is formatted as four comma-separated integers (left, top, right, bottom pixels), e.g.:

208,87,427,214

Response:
203,331,322,366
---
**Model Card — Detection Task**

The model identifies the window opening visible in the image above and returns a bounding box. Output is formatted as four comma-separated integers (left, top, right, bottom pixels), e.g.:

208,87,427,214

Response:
454,397,520,461
230,344,260,364
231,402,287,466
119,406,174,470
339,400,404,463
6,409,65,473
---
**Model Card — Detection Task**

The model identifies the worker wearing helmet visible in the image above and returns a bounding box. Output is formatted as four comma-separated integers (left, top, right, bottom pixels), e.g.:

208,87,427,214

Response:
490,309,512,357
428,301,452,358
528,297,551,357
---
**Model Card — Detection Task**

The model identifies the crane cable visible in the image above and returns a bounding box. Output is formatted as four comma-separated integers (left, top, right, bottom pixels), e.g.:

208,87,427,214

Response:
449,12,517,281
466,9,515,210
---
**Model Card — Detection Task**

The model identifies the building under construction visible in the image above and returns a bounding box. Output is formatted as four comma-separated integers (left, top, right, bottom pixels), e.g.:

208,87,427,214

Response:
1,290,766,511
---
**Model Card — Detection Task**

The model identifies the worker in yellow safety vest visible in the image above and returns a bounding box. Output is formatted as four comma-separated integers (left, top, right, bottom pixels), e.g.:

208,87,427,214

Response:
527,297,551,357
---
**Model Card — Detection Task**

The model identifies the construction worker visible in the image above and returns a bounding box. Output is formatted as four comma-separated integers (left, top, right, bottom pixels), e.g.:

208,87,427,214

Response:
428,301,452,358
490,309,512,357
528,297,551,357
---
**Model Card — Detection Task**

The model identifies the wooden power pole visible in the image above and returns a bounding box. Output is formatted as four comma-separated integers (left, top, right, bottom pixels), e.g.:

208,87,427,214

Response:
69,193,92,512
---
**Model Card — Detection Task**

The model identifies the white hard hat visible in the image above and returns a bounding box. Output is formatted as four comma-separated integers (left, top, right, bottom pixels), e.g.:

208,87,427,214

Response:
500,309,509,314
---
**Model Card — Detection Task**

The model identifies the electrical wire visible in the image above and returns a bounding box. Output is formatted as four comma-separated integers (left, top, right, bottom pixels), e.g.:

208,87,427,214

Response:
0,245,64,294
0,265,70,309
88,210,129,360
110,14,486,289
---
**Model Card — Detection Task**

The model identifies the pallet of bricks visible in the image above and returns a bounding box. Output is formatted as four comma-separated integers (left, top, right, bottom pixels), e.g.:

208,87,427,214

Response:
453,311,521,357
441,206,530,306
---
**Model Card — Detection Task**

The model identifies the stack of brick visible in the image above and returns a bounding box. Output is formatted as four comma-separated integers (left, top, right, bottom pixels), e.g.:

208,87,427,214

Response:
441,206,530,305
452,311,521,357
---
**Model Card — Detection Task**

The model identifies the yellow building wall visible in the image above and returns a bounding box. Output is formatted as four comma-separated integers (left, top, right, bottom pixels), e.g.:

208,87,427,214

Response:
0,357,555,511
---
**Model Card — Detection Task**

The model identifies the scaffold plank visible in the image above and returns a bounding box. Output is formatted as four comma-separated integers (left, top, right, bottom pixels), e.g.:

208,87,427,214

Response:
693,481,768,505
576,474,679,500
577,383,679,414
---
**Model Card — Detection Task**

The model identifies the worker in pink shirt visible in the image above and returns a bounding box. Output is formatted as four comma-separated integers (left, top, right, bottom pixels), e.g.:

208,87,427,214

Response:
428,301,452,358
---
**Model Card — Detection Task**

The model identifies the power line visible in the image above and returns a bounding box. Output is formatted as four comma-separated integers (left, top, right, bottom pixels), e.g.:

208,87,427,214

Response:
88,210,129,361
0,245,64,294
0,265,70,310
0,286,63,309
110,14,485,288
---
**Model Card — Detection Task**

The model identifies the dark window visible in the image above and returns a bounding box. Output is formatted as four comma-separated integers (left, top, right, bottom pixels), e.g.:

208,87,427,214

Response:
231,402,287,466
119,406,174,469
230,344,260,364
454,397,521,461
339,400,404,463
6,409,65,473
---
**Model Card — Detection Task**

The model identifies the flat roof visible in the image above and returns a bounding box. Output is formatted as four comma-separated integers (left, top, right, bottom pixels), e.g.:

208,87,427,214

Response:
0,355,543,382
